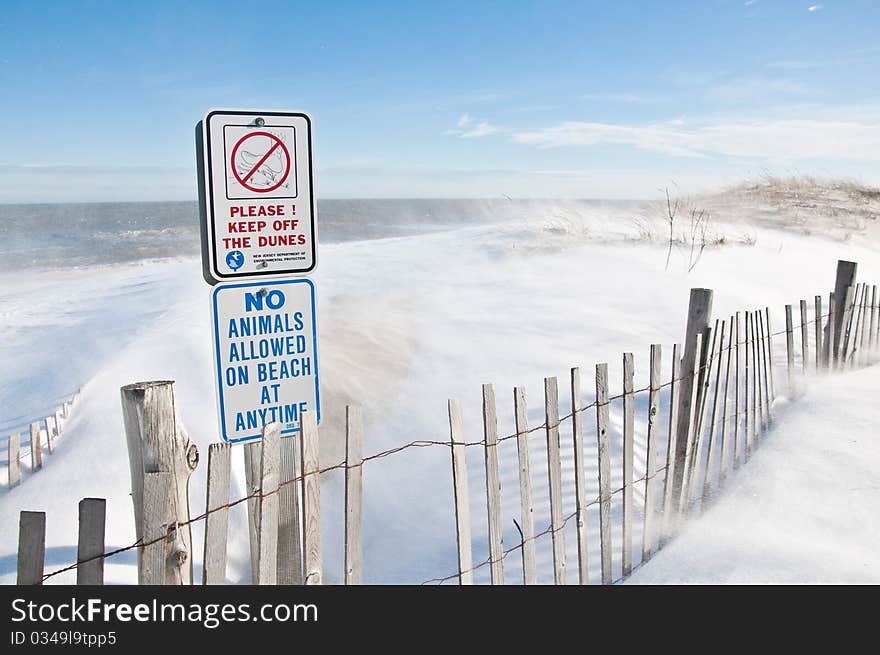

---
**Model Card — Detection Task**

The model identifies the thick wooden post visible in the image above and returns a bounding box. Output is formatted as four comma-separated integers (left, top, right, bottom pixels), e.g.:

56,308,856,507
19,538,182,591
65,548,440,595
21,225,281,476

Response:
642,345,661,560
621,353,635,576
243,441,261,583
142,472,172,585
448,399,472,585
8,433,21,489
544,377,565,585
257,423,280,585
672,289,713,512
77,498,106,585
300,412,322,585
514,387,536,585
202,443,231,585
17,511,45,585
595,363,612,585
30,422,42,471
120,381,198,585
278,433,303,585
832,260,858,364
570,368,590,584
344,405,364,586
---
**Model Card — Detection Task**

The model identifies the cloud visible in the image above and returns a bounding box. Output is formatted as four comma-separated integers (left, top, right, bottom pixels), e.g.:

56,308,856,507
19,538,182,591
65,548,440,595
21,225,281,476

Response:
447,116,499,138
744,0,757,6
582,93,665,105
510,118,880,162
807,4,823,11
456,113,471,127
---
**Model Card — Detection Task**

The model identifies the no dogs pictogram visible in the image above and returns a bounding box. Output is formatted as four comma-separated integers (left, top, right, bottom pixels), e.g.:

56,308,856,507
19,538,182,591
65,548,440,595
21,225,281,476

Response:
230,131,292,193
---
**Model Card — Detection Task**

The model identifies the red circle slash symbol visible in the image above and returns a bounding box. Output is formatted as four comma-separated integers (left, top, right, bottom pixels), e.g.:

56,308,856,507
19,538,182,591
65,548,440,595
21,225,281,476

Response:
230,131,291,193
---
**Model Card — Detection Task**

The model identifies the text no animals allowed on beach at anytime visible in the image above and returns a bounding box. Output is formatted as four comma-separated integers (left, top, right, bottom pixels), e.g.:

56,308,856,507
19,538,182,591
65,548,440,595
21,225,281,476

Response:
196,109,317,284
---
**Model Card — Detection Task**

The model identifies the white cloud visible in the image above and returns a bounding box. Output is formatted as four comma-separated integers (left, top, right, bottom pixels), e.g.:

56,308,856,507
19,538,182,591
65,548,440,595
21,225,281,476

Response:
456,113,471,127
744,0,757,6
582,93,665,105
510,118,880,162
459,121,498,138
807,4,823,11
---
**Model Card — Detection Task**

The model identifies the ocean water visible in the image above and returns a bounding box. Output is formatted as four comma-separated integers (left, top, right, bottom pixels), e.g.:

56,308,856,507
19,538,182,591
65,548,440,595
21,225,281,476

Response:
0,199,640,271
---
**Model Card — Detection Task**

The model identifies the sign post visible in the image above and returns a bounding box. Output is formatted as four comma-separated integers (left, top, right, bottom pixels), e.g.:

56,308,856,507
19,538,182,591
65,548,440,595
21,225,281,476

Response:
197,108,320,443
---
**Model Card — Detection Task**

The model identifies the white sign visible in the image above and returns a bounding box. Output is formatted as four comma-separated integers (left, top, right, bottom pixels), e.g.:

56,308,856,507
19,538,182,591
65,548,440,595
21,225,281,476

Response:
211,278,320,443
198,109,316,284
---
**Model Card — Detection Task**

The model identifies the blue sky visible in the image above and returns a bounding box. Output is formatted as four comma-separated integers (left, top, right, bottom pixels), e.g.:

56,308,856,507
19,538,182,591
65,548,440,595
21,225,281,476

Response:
1,0,878,201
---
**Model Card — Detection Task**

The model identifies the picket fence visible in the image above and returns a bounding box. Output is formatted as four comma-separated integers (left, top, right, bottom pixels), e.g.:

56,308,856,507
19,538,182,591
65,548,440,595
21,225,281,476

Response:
13,260,879,585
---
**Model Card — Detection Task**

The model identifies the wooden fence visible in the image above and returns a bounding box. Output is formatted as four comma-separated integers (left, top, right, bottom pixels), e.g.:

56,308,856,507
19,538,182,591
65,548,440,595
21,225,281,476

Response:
14,260,880,585
5,390,79,491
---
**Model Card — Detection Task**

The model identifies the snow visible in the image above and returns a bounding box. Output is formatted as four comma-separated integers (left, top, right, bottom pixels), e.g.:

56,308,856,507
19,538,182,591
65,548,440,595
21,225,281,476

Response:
1,203,879,584
627,364,880,584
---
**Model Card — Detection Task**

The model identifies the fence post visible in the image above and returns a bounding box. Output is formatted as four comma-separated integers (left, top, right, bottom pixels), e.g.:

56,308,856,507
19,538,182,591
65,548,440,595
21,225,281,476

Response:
570,368,590,584
751,311,761,438
300,412,322,585
345,405,364,586
672,288,713,513
758,311,772,425
203,443,231,585
702,320,726,502
8,433,21,488
784,305,795,392
753,311,766,431
814,296,823,370
44,417,55,455
77,498,106,585
120,381,198,585
256,423,280,585
544,377,566,585
859,284,869,365
142,472,172,585
764,308,776,402
278,431,303,584
839,285,856,368
871,285,878,350
718,318,734,483
17,511,45,585
595,363,612,584
642,345,662,561
733,313,742,467
448,399,472,585
661,344,681,542
482,385,504,586
832,260,858,365
686,324,715,505
55,410,64,438
513,387,536,585
825,293,836,369
621,353,635,576
243,441,261,583
30,422,42,471
799,300,809,373
743,312,752,455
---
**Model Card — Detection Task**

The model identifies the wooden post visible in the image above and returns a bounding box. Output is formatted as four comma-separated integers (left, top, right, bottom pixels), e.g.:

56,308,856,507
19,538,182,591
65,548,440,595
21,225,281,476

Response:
8,433,21,489
544,376,566,585
141,472,172,585
642,345,661,561
672,289,713,511
44,417,55,454
702,320,726,501
859,284,870,364
799,300,809,373
514,387,536,585
77,498,106,585
661,345,681,542
595,363,612,585
570,368,590,584
621,353,634,576
30,422,42,471
719,317,734,483
17,511,45,585
825,293,836,369
55,410,64,439
686,325,715,504
448,399,472,585
784,305,794,392
345,405,364,586
278,434,303,585
120,381,198,585
832,260,858,364
734,312,742,468
257,423,280,585
751,311,761,438
765,307,776,402
871,285,878,350
840,285,856,367
814,296,823,370
300,412,322,585
758,311,772,425
753,311,765,431
474,387,499,585
243,441,261,583
202,443,231,585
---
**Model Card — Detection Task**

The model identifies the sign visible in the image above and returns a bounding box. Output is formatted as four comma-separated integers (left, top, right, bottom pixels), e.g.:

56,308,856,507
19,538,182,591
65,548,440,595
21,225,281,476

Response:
197,109,317,285
211,277,320,443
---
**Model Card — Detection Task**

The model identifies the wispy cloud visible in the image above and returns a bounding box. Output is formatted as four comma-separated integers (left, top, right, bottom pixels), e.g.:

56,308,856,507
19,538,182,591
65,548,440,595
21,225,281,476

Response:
447,115,499,138
582,93,665,105
744,0,757,6
457,113,472,127
807,4,823,11
510,118,880,162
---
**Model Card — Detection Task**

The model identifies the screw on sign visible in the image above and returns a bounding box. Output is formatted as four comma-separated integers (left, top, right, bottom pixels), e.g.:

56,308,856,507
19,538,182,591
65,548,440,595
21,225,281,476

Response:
231,131,291,193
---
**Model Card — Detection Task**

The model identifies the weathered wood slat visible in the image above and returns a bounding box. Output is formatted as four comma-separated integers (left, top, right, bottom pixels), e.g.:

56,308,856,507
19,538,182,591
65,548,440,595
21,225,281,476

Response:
758,310,772,426
859,283,870,364
513,386,536,585
202,443,231,585
751,311,761,439
702,320,726,502
814,296,823,370
825,293,836,369
642,345,661,560
744,312,752,455
718,317,734,483
661,344,681,542
833,260,858,364
300,412,322,585
44,417,55,454
8,433,21,489
671,289,713,513
77,498,106,585
17,511,46,585
141,472,171,585
345,405,364,585
55,410,64,438
734,312,742,468
686,325,716,504
257,423,280,585
839,285,856,368
482,385,504,586
764,307,776,402
570,368,590,584
243,441,261,583
595,363,612,585
448,399,472,585
871,285,878,349
621,353,634,576
544,376,566,585
30,422,42,470
753,311,765,432
278,433,304,585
